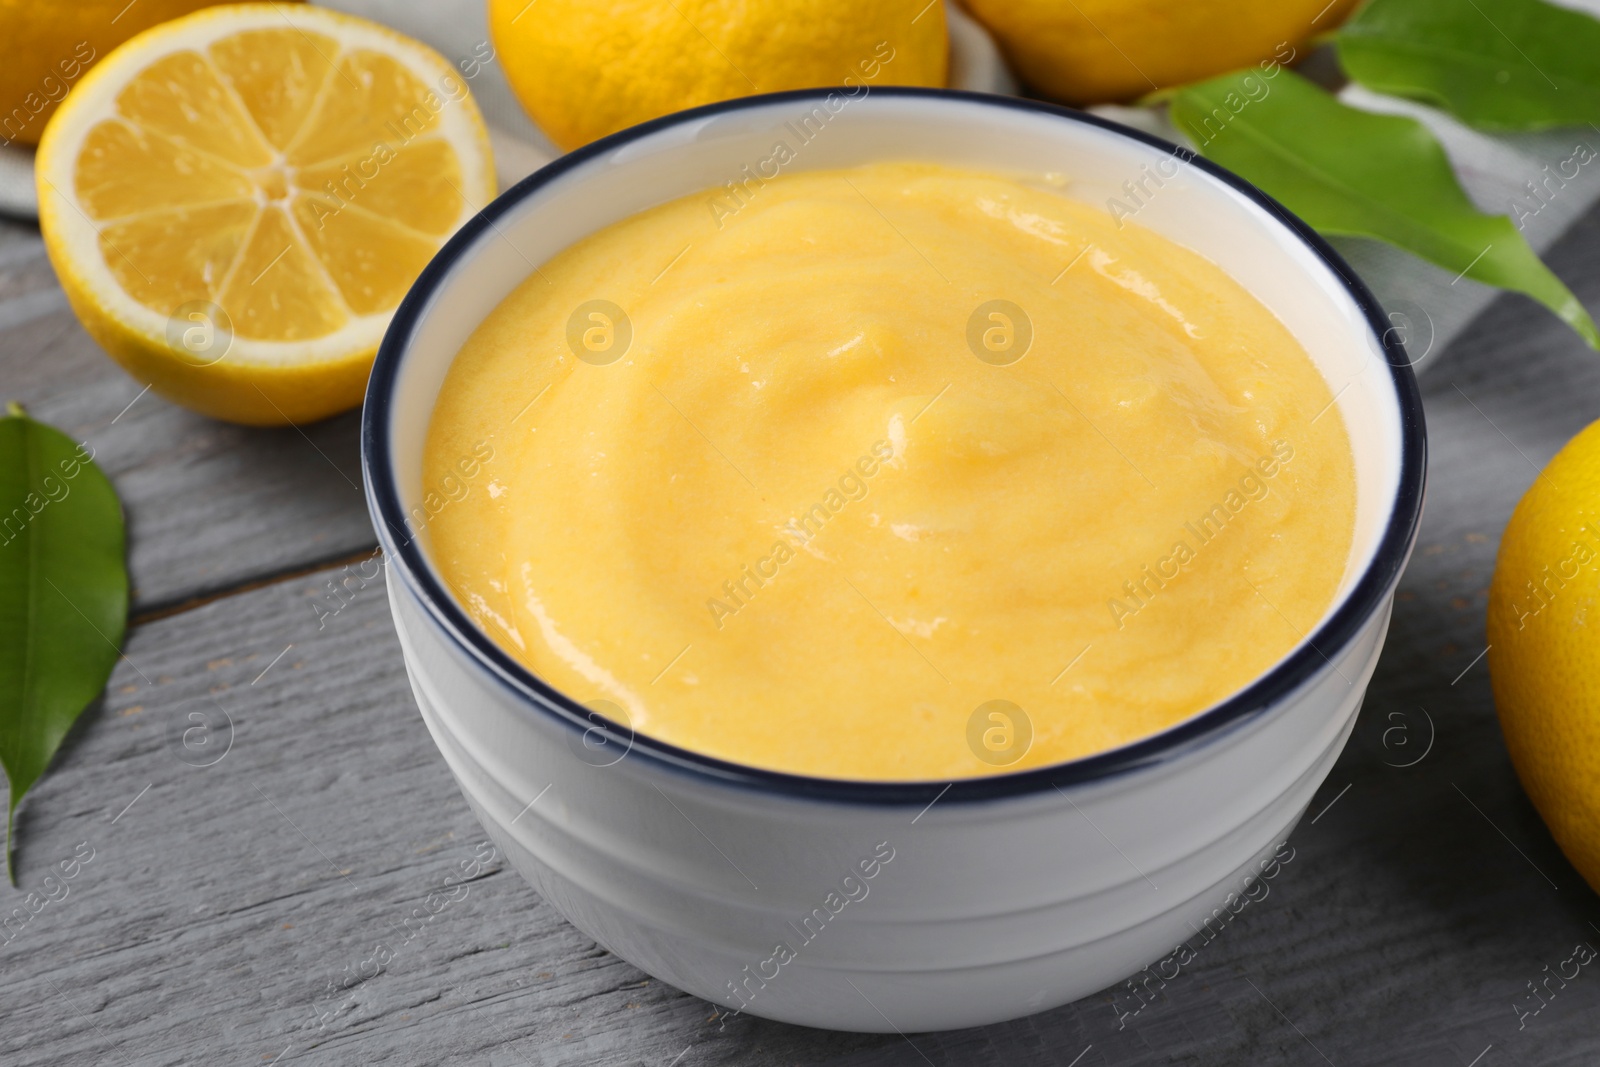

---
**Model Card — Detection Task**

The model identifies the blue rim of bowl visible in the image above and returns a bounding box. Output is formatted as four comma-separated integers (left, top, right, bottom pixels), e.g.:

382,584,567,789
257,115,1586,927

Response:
361,86,1427,807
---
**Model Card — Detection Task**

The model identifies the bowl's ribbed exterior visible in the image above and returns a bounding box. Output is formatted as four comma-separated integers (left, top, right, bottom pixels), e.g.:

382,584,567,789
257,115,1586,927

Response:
389,578,1389,1032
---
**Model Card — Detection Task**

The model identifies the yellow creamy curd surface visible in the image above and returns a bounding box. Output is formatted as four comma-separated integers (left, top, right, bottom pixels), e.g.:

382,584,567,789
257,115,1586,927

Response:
423,162,1356,781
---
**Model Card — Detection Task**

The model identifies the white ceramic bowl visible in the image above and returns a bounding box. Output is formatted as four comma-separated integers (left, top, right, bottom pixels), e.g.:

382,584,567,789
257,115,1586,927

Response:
362,88,1427,1034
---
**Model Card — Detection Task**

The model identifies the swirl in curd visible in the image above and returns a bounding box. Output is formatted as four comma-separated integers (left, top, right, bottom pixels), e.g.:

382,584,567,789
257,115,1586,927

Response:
423,162,1355,780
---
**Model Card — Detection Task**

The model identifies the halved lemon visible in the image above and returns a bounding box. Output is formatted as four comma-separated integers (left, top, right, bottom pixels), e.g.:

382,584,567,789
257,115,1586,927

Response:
36,3,494,425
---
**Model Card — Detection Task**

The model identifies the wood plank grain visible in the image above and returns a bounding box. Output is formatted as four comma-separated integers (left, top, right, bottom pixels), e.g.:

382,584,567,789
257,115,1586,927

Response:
0,218,376,616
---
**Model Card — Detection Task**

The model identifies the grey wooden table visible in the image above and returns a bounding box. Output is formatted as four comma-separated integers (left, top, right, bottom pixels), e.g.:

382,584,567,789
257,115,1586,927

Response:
4,192,1600,1066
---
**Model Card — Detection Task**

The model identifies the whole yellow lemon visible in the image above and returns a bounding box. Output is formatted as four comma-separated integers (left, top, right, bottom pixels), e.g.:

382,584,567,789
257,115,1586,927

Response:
488,0,948,152
1488,418,1600,895
956,0,1360,105
0,0,251,146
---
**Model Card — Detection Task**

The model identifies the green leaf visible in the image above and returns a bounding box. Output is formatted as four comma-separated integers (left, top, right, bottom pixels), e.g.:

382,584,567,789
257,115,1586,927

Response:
1336,0,1600,131
0,403,127,884
1168,68,1600,349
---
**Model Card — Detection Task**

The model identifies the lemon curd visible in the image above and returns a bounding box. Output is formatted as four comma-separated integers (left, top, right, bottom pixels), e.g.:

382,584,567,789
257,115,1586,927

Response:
423,162,1356,780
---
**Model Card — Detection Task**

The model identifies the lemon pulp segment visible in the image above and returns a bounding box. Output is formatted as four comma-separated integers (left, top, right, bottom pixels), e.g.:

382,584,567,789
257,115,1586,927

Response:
73,28,463,341
36,6,494,424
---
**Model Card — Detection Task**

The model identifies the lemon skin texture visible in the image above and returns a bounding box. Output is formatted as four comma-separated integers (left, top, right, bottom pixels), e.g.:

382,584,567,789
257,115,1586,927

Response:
489,0,948,151
1488,417,1600,896
957,0,1361,104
